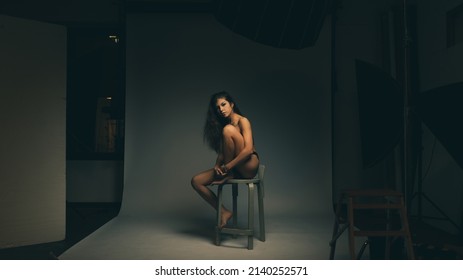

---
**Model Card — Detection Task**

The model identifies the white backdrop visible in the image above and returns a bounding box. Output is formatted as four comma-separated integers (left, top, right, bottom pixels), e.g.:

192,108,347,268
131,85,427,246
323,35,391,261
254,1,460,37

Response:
0,15,66,248
123,13,332,220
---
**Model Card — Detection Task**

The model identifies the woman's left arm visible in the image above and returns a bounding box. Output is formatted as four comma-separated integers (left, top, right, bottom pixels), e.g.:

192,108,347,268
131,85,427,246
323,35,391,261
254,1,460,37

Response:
223,117,254,171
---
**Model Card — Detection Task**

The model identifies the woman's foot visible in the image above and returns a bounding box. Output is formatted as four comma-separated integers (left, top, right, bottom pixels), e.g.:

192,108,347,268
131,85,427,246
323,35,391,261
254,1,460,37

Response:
220,209,233,229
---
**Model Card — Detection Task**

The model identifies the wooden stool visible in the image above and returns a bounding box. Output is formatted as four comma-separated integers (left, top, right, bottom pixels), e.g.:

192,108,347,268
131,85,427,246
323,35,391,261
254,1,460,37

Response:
212,164,265,250
329,188,415,259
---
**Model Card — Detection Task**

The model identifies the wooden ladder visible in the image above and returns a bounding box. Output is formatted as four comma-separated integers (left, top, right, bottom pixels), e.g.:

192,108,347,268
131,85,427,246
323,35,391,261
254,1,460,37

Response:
330,189,415,259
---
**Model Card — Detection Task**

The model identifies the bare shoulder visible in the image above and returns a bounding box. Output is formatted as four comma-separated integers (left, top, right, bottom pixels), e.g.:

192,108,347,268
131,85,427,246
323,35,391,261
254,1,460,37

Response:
237,116,252,128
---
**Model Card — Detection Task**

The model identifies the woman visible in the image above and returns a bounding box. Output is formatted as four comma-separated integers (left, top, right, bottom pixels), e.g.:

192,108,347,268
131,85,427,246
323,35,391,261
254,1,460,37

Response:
191,91,260,228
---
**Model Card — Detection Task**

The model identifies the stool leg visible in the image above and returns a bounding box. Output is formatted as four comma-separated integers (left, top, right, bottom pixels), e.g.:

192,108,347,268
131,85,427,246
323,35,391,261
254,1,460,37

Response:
257,183,265,241
247,183,255,250
215,185,223,246
232,183,238,227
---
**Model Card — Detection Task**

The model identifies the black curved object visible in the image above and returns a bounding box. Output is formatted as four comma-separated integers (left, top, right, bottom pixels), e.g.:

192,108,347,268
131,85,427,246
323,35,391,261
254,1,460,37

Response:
214,0,333,49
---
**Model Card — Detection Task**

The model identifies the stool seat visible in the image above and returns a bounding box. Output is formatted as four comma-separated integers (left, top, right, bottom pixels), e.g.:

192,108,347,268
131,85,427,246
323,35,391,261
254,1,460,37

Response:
210,164,266,250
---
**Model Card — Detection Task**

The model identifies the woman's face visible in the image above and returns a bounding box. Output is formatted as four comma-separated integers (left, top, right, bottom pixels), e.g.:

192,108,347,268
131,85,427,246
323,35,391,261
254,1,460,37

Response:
216,97,234,118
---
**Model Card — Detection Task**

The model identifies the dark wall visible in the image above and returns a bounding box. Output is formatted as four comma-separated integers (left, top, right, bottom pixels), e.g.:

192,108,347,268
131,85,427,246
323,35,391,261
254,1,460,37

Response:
122,13,333,218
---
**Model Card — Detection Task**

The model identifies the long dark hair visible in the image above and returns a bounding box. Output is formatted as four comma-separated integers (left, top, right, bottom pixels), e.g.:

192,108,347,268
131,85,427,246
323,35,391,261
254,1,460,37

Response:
203,91,243,153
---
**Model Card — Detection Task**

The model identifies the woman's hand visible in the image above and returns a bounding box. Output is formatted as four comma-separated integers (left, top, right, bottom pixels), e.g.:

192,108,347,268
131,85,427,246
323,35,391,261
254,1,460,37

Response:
214,164,228,177
220,164,229,175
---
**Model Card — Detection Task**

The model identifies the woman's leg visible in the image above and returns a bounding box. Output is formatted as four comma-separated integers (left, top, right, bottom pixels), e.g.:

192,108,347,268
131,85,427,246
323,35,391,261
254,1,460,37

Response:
191,169,232,228
222,124,259,178
190,169,217,209
222,124,244,173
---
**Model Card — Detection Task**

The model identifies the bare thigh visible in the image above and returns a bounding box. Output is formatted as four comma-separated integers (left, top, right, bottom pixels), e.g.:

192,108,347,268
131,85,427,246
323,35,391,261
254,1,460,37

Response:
235,153,260,179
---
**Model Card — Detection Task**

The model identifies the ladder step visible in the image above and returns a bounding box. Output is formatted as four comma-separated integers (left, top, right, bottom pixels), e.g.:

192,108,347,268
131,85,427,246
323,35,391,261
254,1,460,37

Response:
354,230,407,237
351,203,403,209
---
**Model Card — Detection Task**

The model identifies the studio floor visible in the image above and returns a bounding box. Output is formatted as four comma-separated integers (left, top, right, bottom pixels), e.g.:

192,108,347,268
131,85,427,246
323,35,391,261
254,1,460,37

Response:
0,203,461,260
57,212,344,260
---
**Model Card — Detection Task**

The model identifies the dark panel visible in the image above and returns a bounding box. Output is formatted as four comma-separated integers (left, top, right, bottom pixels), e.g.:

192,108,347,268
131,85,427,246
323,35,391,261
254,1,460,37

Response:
355,59,404,168
415,82,463,170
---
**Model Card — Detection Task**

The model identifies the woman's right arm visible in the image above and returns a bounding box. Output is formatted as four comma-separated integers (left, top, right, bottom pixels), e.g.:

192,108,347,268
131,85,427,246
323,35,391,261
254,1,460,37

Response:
214,153,225,176
215,153,224,166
